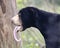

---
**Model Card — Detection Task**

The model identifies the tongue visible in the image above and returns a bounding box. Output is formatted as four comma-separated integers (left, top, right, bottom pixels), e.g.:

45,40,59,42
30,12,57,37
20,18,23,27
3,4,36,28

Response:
13,26,22,42
14,26,22,32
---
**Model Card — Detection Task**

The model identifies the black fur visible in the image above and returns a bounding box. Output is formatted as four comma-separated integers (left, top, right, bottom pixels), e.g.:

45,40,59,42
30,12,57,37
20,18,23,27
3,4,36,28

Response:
18,7,60,48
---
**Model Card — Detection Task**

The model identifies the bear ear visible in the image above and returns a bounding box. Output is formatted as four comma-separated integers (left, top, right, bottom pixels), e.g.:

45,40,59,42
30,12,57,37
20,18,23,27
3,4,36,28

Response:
30,7,39,17
30,8,35,13
29,8,35,15
30,8,34,12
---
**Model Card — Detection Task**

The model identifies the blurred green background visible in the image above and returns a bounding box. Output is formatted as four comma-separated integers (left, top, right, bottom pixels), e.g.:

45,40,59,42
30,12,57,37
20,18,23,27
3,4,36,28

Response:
16,0,60,13
16,0,60,48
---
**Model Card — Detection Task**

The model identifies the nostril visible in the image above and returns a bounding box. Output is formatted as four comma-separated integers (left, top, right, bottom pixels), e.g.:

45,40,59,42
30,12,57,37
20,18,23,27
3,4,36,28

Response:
11,20,15,25
11,19,14,23
11,21,13,23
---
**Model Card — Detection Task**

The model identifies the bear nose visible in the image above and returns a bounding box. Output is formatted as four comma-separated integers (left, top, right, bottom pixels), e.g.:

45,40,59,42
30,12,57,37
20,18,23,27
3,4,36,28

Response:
11,20,14,24
11,17,14,21
11,17,14,24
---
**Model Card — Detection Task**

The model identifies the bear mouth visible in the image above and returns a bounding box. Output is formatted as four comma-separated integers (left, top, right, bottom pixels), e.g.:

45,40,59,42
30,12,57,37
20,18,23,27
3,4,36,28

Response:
14,25,23,32
14,25,23,33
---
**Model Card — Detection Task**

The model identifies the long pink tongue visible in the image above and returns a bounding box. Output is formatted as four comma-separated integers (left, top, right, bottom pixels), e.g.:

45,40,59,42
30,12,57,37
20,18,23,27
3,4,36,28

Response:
13,26,21,42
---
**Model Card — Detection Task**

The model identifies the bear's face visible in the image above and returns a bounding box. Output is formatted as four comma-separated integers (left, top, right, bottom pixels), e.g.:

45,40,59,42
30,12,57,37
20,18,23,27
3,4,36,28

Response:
11,7,39,31
11,14,23,31
11,15,22,26
11,7,36,31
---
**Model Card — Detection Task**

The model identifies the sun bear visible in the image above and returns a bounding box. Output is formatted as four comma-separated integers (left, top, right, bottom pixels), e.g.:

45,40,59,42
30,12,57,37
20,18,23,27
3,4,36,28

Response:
11,7,60,48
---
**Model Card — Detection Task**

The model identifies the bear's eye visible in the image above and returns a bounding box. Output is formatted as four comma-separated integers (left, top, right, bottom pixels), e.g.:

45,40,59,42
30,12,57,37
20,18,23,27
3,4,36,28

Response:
18,13,21,16
19,14,21,16
18,13,21,18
